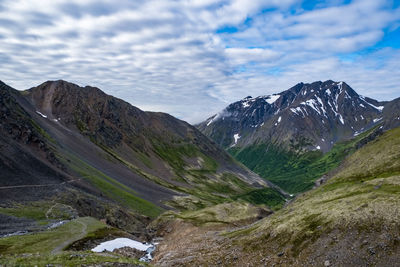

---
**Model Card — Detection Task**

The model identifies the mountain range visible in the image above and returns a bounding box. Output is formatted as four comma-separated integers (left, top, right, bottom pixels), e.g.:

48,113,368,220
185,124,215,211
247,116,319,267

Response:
197,80,400,193
0,79,399,266
0,80,279,236
198,80,400,150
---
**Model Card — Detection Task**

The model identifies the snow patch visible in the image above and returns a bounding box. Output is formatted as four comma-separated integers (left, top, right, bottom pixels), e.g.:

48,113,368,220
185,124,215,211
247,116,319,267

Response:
92,238,156,262
233,133,240,144
315,96,328,117
241,96,257,108
206,118,214,126
334,92,339,111
92,238,151,252
291,107,306,117
326,89,331,96
373,117,383,123
36,111,47,118
338,114,344,124
206,113,220,126
369,103,384,111
265,94,280,104
359,96,384,111
278,116,281,123
338,81,343,92
316,146,321,150
206,110,231,126
301,99,321,115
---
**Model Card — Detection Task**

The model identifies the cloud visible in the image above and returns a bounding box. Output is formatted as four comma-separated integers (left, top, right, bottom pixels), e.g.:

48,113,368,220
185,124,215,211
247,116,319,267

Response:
225,48,281,65
0,0,399,124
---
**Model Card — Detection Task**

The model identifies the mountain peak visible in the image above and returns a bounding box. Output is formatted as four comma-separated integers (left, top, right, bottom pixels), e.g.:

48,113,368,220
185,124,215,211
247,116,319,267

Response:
197,80,388,150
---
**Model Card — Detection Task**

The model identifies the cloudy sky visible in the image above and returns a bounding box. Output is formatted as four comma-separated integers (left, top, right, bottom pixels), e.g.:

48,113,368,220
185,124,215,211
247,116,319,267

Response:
0,0,399,123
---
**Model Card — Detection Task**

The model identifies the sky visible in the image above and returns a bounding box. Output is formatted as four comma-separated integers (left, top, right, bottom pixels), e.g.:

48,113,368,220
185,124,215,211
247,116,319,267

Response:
0,0,399,123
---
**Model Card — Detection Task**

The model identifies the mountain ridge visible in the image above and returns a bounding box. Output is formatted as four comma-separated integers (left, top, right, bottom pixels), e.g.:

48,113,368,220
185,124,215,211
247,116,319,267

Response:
197,80,398,151
197,80,400,193
0,79,281,236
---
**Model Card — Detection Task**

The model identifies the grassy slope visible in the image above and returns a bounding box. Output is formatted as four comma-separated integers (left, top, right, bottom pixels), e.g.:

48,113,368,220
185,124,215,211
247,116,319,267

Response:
156,202,270,227
0,217,146,266
97,140,286,211
228,126,400,260
0,217,104,254
232,188,286,210
0,201,75,228
229,127,379,194
62,152,163,218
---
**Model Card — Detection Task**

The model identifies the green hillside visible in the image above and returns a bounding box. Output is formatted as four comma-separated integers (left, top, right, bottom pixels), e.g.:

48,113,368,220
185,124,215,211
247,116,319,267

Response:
154,126,400,266
226,126,400,265
229,126,381,194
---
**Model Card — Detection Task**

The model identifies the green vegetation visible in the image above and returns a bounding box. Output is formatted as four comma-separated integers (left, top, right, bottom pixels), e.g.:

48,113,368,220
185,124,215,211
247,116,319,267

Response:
29,118,56,143
153,143,198,172
92,136,286,211
233,188,286,210
0,217,105,254
153,143,218,173
63,152,163,218
160,202,268,226
79,126,286,212
229,127,380,194
227,126,400,258
0,217,146,266
0,202,52,221
0,201,75,225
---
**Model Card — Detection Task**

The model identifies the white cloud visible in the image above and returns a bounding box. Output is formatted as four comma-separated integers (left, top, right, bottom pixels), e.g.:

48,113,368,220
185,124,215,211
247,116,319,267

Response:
0,0,399,124
225,47,281,65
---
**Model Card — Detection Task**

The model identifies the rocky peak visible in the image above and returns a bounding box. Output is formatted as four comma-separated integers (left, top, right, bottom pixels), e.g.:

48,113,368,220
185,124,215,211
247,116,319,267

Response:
197,80,388,151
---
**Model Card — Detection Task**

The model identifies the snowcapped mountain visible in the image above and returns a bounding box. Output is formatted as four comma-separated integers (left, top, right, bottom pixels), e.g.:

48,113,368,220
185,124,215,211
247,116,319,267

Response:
198,80,399,152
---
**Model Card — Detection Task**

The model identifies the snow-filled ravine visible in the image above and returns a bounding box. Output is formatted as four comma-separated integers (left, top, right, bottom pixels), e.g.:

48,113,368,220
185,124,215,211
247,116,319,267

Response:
91,237,157,262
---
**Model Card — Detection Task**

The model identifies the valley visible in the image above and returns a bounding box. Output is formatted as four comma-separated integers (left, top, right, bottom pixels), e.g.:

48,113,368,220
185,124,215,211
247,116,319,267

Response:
0,79,399,266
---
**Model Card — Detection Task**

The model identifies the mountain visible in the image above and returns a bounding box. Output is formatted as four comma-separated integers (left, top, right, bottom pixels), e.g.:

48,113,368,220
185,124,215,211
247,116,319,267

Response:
198,80,398,150
153,125,400,266
2,78,399,266
0,80,278,237
197,80,400,193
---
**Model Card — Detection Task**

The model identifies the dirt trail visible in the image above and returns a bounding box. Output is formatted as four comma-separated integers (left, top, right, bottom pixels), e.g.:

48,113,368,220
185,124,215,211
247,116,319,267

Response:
0,178,82,190
51,219,87,254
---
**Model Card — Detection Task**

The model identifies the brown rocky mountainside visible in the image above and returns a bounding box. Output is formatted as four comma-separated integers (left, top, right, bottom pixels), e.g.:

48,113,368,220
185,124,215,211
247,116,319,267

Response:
0,79,272,236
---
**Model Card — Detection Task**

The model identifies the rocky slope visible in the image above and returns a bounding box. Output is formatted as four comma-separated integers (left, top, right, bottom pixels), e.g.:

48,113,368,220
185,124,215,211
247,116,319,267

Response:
198,80,399,151
153,126,400,266
0,80,276,238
